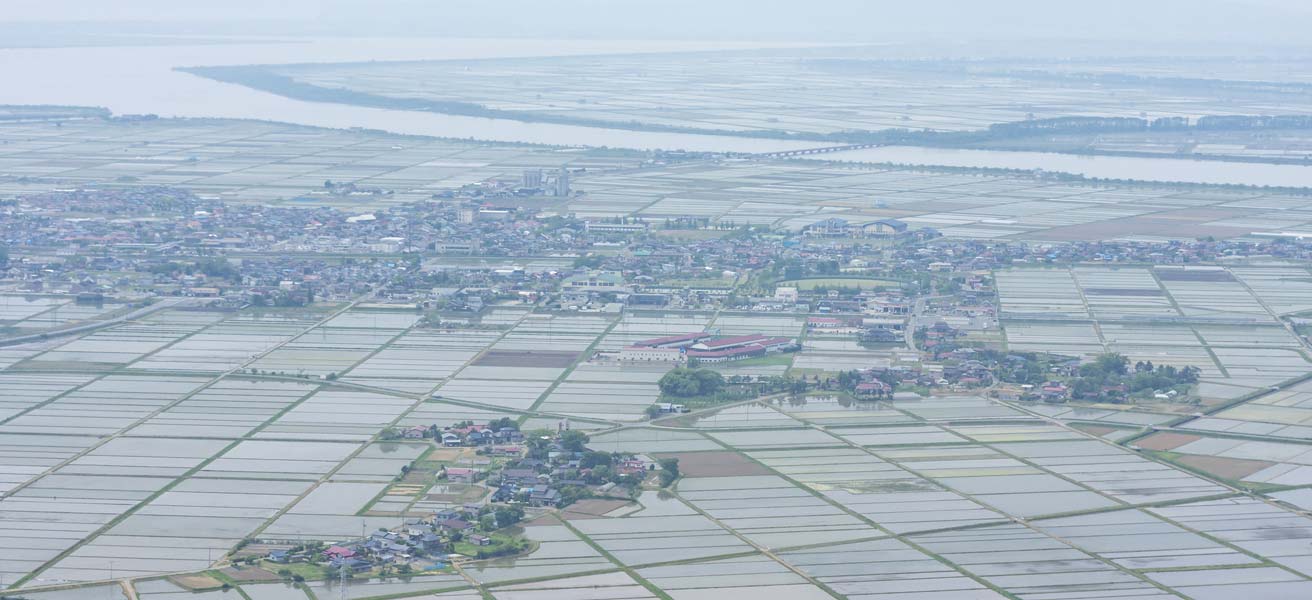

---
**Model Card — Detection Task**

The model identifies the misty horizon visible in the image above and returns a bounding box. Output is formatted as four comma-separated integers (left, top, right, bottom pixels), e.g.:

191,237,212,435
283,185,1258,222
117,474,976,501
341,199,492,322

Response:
2,0,1312,49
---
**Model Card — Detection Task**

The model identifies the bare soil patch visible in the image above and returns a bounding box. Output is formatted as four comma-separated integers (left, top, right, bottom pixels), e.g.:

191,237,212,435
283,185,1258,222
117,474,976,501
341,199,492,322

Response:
1176,454,1275,481
425,485,485,503
523,513,562,527
169,574,225,590
1136,432,1202,451
561,499,633,520
652,450,773,478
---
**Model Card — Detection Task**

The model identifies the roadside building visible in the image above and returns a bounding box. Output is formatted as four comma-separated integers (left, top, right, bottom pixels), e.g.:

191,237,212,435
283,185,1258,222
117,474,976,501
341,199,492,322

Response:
619,346,685,362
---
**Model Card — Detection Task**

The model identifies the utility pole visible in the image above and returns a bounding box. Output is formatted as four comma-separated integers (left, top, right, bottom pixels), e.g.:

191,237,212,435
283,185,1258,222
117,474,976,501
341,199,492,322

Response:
339,558,350,600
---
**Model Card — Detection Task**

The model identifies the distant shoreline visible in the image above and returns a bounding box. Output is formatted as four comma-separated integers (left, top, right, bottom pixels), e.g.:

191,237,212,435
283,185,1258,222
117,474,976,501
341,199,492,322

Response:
181,63,1312,168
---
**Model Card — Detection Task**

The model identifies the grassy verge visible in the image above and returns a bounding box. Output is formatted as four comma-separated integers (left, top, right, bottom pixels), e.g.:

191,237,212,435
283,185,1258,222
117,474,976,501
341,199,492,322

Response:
453,533,533,559
658,392,756,410
709,353,795,368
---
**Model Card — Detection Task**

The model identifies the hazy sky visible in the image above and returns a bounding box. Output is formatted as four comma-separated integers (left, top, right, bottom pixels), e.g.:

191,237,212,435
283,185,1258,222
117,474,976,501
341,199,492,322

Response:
5,0,1312,46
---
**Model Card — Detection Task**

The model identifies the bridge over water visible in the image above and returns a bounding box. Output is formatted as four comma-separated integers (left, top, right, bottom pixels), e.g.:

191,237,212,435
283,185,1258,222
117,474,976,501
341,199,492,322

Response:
758,143,883,158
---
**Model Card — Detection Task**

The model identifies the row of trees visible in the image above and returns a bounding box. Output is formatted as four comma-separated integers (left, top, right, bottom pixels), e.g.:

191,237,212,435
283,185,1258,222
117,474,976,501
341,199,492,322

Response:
525,429,588,459
655,369,841,407
148,257,238,279
833,369,898,391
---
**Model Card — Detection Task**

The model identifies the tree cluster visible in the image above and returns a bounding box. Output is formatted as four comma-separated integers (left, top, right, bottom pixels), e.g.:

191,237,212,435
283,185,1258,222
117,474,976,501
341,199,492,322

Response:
658,458,680,487
658,368,726,398
1071,353,1200,402
558,430,589,452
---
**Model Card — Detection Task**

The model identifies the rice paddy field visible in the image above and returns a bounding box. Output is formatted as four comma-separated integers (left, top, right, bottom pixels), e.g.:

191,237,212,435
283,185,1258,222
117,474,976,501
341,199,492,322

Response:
542,392,1312,600
569,160,1312,241
7,296,1312,599
0,296,129,335
992,263,1312,485
0,119,643,210
1127,370,1312,492
4,116,1312,597
8,35,1312,600
0,304,830,592
996,265,1312,408
7,116,1312,242
1,115,1311,253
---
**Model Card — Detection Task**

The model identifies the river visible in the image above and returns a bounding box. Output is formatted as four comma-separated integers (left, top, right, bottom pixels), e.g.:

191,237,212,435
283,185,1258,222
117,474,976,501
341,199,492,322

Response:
818,145,1312,188
0,36,824,153
3,36,1312,187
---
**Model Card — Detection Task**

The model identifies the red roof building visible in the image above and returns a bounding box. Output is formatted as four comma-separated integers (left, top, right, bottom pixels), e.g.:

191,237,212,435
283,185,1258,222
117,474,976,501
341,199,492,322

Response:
324,546,356,559
693,334,771,350
633,332,711,348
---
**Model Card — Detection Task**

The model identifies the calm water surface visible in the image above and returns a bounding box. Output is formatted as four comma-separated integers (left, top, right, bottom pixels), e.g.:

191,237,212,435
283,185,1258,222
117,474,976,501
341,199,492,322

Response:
2,37,1311,186
0,36,823,152
820,145,1312,188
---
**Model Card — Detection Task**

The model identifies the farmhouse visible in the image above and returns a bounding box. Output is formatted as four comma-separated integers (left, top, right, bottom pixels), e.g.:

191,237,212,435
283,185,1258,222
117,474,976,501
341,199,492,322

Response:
444,467,483,483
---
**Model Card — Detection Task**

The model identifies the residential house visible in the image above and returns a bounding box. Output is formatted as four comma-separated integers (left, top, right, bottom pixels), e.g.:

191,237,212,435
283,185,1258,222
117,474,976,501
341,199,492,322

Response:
501,468,540,486
492,484,516,503
445,467,482,483
491,445,524,457
435,518,473,532
435,509,462,521
324,545,357,560
529,485,562,507
420,533,444,551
